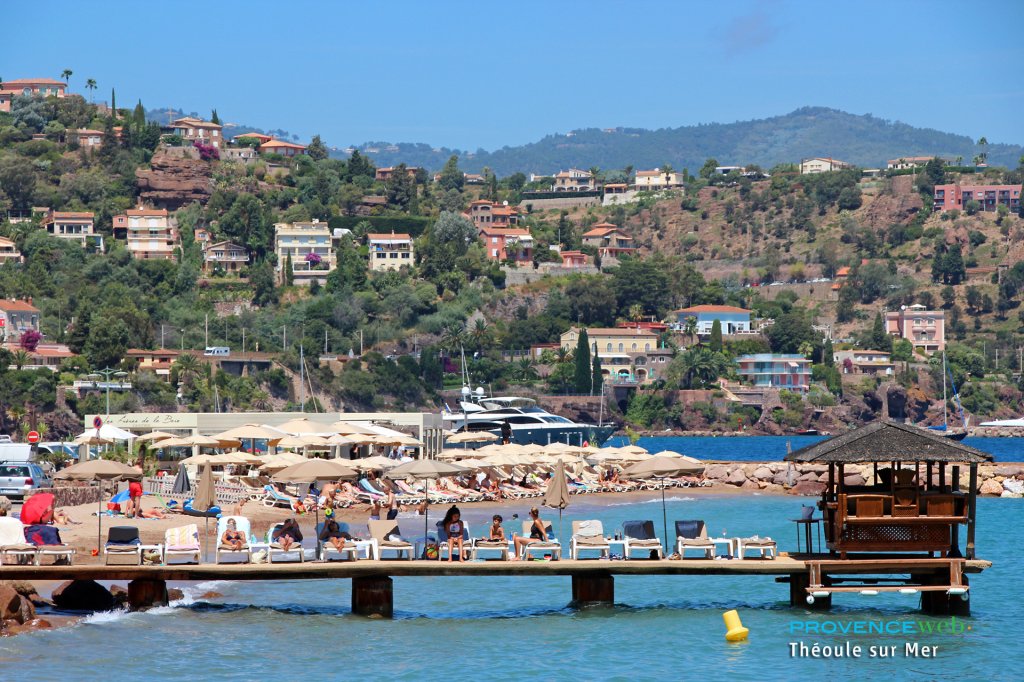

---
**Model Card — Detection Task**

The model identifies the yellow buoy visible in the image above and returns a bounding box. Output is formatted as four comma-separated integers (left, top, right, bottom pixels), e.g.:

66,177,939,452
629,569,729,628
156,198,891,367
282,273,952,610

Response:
723,609,749,642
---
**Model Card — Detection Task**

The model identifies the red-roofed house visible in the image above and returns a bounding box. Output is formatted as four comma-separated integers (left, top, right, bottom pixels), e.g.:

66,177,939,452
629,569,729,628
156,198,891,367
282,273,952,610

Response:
42,210,104,251
0,237,23,265
259,139,308,157
634,168,685,190
478,227,534,263
169,117,223,148
672,305,753,335
375,166,420,182
76,128,104,147
4,343,77,372
581,223,636,259
367,233,414,272
560,250,588,268
233,132,274,144
0,299,40,342
0,78,67,112
552,168,596,192
467,200,520,229
126,348,180,378
203,241,250,274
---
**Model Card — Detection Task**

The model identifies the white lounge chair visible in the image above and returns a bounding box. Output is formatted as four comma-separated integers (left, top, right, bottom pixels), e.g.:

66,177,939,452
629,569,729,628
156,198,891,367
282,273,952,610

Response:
471,539,510,561
368,520,414,560
569,520,611,560
735,536,777,560
0,518,36,565
519,521,561,560
316,522,360,562
266,523,306,563
163,524,201,564
215,516,252,564
621,520,664,560
675,520,715,559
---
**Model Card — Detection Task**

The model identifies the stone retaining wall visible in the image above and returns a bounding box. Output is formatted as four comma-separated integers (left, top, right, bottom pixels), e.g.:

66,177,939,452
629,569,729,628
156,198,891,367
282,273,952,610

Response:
38,485,104,507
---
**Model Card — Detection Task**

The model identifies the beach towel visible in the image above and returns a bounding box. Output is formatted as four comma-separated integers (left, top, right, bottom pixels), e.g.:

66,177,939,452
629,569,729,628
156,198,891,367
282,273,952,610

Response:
24,524,62,546
165,524,200,550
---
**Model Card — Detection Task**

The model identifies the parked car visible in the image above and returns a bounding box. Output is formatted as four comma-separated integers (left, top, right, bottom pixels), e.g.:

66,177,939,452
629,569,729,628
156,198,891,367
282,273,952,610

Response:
0,462,52,499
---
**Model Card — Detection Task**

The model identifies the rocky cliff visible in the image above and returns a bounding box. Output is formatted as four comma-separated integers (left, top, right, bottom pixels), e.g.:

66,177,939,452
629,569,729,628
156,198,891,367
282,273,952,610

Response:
135,150,213,209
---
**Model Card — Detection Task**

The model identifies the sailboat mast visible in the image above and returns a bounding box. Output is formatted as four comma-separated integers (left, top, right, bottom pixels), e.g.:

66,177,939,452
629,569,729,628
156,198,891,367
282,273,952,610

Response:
942,350,948,428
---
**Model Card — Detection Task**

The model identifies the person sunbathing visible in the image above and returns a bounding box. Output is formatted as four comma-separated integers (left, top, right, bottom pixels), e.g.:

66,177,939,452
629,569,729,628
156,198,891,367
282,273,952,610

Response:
221,518,246,551
139,507,168,519
483,515,506,543
511,507,547,560
319,519,350,554
441,506,464,562
273,518,302,551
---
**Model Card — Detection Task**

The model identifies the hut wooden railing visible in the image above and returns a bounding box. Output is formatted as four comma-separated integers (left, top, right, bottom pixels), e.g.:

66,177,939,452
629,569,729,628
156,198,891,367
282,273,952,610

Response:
829,492,968,557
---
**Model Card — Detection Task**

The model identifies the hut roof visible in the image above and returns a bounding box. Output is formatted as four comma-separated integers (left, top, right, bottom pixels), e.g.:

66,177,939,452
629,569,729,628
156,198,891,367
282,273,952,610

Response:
784,421,992,464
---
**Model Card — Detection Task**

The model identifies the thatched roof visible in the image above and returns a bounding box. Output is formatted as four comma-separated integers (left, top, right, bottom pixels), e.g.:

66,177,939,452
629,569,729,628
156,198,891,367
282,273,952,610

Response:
785,421,992,464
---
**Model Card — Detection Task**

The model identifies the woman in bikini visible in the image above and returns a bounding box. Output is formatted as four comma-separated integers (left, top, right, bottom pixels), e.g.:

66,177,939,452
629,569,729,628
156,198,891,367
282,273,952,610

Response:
273,518,303,552
512,507,547,560
220,518,246,551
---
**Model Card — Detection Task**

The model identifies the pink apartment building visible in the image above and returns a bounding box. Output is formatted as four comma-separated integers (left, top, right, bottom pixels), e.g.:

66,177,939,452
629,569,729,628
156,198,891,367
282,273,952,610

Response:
933,184,1021,212
885,305,945,354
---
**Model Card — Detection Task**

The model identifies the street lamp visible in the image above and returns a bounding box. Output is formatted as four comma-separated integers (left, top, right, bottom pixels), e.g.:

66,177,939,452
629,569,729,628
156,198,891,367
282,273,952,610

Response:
87,367,129,416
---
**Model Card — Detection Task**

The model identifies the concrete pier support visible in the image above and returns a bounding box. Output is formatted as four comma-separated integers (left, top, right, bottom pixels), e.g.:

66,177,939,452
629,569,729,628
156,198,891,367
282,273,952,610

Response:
127,579,168,611
919,574,970,616
789,573,831,610
571,573,614,606
351,576,394,618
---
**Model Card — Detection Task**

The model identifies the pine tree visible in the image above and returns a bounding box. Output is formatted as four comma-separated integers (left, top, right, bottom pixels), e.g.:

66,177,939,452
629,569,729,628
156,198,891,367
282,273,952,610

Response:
591,352,603,396
574,329,591,394
307,134,328,161
709,319,723,352
869,312,891,351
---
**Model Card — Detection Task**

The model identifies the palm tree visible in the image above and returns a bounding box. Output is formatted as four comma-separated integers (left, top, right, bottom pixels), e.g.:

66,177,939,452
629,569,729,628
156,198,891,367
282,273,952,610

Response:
977,137,988,165
512,358,539,383
628,303,644,324
661,163,674,187
955,155,963,167
798,341,816,359
173,353,201,387
12,350,29,370
555,347,573,364
682,316,699,346
60,69,72,84
588,166,601,185
252,389,271,411
469,318,490,351
85,78,97,102
440,322,466,354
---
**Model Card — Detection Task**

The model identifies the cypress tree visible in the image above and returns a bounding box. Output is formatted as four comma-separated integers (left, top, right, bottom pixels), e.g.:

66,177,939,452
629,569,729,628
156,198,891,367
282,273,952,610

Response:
591,351,603,396
110,88,116,115
284,253,294,286
709,319,723,352
823,338,834,366
574,329,591,394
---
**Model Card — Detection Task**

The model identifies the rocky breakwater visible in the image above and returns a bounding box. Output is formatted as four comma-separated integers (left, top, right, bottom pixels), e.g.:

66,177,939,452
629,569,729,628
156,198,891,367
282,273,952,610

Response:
0,581,53,636
701,461,1024,497
136,149,213,209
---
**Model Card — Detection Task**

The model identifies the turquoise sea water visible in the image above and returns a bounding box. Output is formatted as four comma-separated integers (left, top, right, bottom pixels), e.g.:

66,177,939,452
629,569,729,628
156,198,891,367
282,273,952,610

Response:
611,435,1024,462
1,493,1019,681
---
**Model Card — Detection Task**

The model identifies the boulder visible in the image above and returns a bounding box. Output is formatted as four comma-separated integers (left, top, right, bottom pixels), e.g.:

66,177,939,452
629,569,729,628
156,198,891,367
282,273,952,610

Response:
760,482,785,494
168,588,185,602
772,472,792,487
994,465,1024,477
51,580,115,612
198,591,223,600
788,481,827,497
753,467,774,481
1,618,53,637
979,479,1004,496
1002,478,1024,495
0,585,35,624
704,464,729,480
741,479,761,491
817,473,830,483
135,151,214,210
109,585,128,607
844,474,866,487
726,469,748,485
798,472,820,482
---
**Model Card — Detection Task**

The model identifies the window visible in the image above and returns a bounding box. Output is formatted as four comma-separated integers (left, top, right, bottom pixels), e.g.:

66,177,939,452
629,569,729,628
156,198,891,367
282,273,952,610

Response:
618,343,624,352
606,343,612,352
401,253,410,258
376,253,385,259
631,343,637,351
645,343,651,351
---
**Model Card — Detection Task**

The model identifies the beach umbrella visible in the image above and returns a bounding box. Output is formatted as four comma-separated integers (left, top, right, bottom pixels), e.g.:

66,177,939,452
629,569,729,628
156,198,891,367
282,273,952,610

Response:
55,459,139,554
152,436,193,448
74,424,136,441
274,434,316,449
171,465,191,495
542,459,571,543
73,433,113,446
213,423,283,454
179,453,218,466
193,464,217,561
328,420,380,435
135,431,175,442
189,434,239,448
624,456,706,553
350,455,399,471
273,459,359,555
388,459,467,554
274,417,337,436
447,431,497,445
618,445,649,455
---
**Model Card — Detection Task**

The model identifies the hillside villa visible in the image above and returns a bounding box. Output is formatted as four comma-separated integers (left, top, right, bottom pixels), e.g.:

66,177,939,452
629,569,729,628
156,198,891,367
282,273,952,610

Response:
552,169,597,192
559,250,589,268
735,353,813,393
560,326,669,385
581,223,636,259
634,168,685,190
367,233,414,272
259,139,308,157
887,156,948,170
885,305,945,354
232,132,274,145
42,210,104,251
0,299,40,342
834,349,895,376
672,305,753,335
75,128,104,147
0,78,67,113
479,226,533,263
932,183,1022,213
126,349,180,379
168,117,223,148
375,166,420,182
274,220,336,285
113,207,178,261
203,241,249,274
800,157,853,174
0,237,23,264
467,200,520,229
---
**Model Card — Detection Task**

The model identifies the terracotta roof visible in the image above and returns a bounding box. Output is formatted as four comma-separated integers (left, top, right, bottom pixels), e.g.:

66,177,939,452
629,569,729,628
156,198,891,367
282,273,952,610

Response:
233,132,273,141
31,346,75,358
635,170,663,177
674,305,752,315
125,208,169,217
478,227,532,238
0,300,39,313
47,211,94,221
836,266,851,276
2,78,66,86
172,117,221,129
127,348,180,357
260,140,307,150
367,233,412,241
205,241,248,251
0,237,19,248
571,327,658,337
76,128,104,135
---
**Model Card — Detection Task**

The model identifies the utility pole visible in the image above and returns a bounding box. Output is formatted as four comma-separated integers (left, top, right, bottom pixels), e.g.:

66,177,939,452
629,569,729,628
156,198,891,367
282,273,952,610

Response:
995,348,999,371
283,325,287,350
160,325,165,350
299,344,306,412
205,314,209,348
180,329,185,351
242,327,246,355
359,329,364,356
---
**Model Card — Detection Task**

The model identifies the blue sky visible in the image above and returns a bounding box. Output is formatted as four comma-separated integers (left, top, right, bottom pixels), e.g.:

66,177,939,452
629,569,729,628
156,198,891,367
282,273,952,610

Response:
4,0,1022,150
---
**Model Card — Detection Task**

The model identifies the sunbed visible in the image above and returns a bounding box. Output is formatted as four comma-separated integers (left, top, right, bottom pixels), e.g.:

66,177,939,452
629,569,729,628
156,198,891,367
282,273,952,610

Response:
315,522,360,561
262,484,299,510
105,526,145,565
675,520,716,559
622,519,664,560
163,524,201,564
215,515,252,564
435,520,471,560
734,535,777,560
519,520,561,560
570,520,611,560
368,519,414,560
0,519,36,565
266,523,305,563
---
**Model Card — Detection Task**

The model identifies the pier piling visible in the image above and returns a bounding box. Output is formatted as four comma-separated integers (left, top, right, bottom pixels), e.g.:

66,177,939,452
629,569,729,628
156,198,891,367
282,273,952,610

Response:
351,575,394,618
127,579,169,611
571,572,614,606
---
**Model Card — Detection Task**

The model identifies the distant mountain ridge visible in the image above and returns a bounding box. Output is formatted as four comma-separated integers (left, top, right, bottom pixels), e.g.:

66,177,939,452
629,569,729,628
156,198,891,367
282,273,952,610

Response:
341,107,1023,176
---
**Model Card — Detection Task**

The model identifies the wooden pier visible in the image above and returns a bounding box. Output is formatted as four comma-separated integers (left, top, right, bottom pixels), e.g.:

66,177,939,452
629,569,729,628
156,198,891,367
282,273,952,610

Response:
0,556,990,616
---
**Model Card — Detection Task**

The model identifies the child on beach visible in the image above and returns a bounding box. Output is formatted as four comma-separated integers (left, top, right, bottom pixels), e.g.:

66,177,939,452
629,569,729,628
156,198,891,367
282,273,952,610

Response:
441,505,464,562
483,515,505,543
